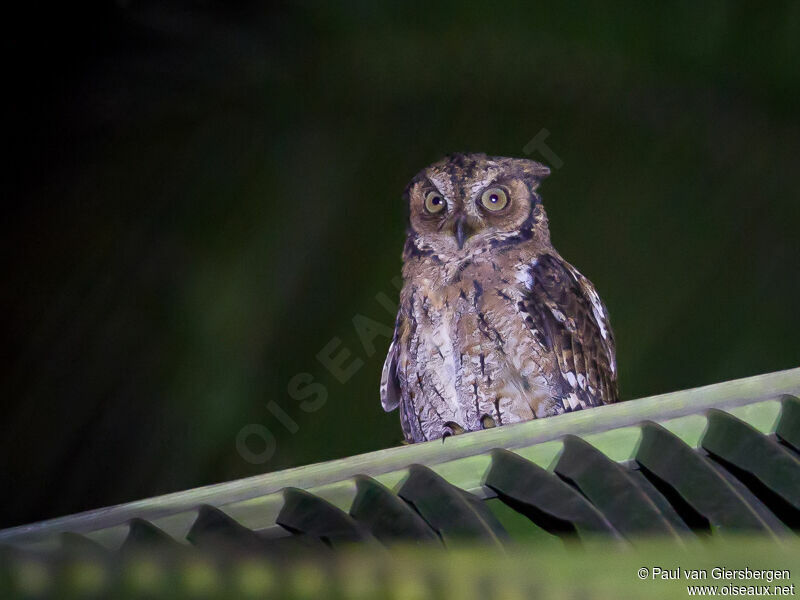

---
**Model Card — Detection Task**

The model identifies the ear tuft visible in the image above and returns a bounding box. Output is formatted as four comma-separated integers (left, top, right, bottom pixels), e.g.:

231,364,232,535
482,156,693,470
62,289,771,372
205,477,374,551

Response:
518,158,551,180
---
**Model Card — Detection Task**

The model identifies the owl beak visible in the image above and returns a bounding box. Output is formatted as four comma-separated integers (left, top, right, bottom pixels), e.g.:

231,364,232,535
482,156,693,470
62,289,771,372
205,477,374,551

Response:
454,216,473,250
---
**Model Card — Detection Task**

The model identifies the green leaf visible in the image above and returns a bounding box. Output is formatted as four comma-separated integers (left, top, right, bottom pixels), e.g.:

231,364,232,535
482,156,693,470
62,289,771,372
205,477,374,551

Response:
349,475,440,544
485,448,619,539
59,532,107,555
277,488,374,547
120,519,183,555
554,435,681,539
705,459,791,534
626,469,693,534
635,421,778,535
776,395,800,453
398,464,507,547
701,409,800,528
187,505,273,555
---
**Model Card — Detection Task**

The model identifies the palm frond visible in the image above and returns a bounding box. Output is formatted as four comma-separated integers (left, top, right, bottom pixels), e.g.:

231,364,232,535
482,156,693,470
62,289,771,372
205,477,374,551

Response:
1,368,798,557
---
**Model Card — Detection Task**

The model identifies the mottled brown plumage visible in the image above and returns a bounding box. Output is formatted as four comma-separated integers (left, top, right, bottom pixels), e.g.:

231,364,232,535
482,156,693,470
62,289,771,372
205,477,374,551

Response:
381,153,617,442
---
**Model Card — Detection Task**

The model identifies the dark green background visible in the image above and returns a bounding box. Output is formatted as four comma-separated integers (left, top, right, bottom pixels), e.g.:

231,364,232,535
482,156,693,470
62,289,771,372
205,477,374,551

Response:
2,1,799,528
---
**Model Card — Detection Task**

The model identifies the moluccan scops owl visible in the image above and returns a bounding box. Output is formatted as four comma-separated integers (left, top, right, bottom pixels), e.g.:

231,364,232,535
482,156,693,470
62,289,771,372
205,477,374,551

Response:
380,153,618,443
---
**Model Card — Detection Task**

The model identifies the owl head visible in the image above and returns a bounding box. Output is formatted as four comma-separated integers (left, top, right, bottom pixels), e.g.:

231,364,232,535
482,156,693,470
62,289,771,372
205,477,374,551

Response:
403,153,551,259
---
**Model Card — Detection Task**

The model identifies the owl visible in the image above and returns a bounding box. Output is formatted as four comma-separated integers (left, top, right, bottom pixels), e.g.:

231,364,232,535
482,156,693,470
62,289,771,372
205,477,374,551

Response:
380,153,618,443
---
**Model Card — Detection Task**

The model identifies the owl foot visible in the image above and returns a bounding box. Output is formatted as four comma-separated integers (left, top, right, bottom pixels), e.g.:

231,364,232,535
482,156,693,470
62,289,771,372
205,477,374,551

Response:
441,421,466,442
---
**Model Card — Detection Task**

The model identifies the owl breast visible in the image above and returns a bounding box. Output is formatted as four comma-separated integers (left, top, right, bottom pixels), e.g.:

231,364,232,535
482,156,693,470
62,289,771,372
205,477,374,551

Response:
396,257,558,442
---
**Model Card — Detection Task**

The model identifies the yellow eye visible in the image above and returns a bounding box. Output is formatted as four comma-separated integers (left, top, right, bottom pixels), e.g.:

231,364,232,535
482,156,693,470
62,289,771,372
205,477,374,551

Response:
424,191,446,214
480,188,508,211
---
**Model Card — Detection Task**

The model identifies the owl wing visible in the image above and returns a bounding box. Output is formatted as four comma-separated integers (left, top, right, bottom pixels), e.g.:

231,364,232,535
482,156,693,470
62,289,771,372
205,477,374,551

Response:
382,316,422,443
523,253,618,410
380,337,401,412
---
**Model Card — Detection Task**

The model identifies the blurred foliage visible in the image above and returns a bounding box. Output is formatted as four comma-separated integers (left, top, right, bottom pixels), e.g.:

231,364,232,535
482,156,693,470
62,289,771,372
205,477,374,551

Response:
2,1,799,528
2,536,799,599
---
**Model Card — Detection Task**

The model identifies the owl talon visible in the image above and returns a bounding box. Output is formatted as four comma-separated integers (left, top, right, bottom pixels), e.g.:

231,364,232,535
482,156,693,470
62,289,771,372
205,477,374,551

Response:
444,421,466,435
442,421,466,440
481,414,497,429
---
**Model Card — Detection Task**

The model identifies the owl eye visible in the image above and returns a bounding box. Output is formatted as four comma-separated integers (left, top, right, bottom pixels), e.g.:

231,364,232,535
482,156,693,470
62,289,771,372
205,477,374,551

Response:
424,191,446,214
480,188,509,212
